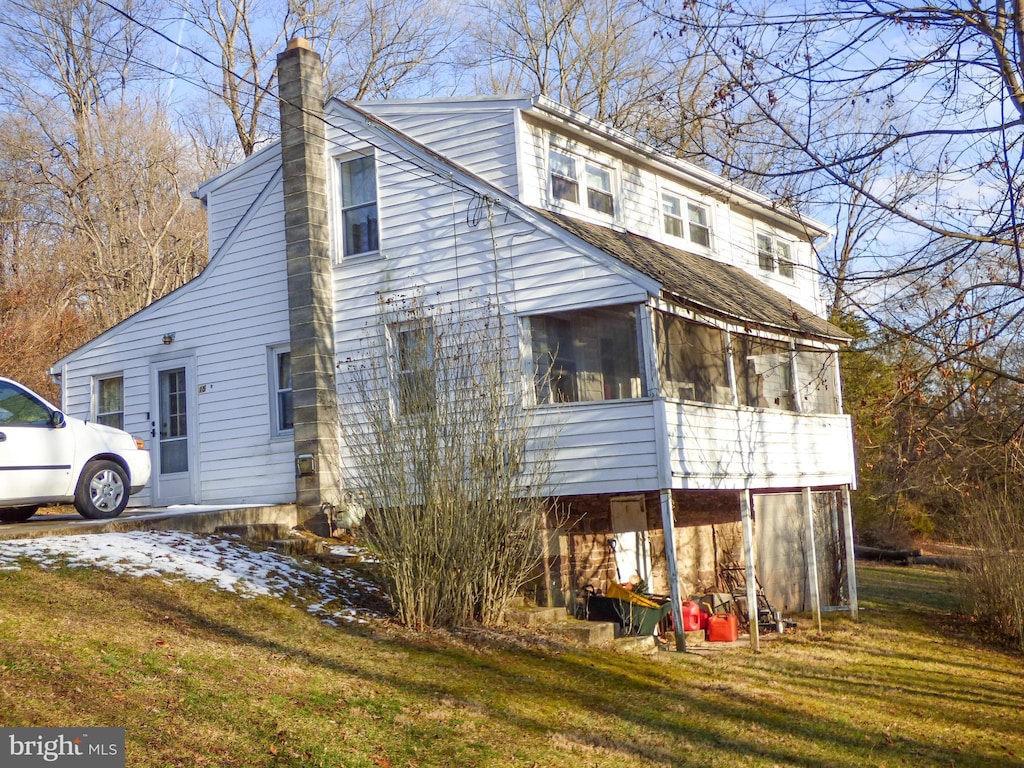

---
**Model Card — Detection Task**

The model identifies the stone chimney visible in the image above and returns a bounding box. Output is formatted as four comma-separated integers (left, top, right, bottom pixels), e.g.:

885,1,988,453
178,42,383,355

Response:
277,38,341,532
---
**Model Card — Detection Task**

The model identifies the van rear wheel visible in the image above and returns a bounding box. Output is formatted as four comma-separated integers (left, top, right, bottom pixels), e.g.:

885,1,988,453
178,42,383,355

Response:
75,460,129,519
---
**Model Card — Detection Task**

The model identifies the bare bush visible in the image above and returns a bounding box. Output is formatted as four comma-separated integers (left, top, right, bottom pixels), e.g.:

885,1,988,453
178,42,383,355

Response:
957,491,1024,651
339,295,557,630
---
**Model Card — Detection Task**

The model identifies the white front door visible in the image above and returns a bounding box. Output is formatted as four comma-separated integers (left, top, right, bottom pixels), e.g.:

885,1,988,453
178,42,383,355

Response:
151,360,196,505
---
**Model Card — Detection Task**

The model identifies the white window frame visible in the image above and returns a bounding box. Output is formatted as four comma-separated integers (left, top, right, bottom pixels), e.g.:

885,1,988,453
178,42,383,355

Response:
388,320,436,415
334,151,380,261
547,142,616,219
93,374,124,430
584,160,614,216
661,190,713,250
549,148,580,205
756,231,795,279
268,345,293,438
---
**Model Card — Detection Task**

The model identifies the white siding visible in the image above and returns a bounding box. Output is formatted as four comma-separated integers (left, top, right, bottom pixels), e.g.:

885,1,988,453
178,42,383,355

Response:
517,114,827,317
201,146,283,260
59,152,296,505
533,402,661,495
58,96,847,511
663,400,855,489
360,100,524,196
326,106,663,495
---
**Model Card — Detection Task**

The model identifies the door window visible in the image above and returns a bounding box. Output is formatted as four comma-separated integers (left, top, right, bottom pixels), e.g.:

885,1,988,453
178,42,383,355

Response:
158,368,188,474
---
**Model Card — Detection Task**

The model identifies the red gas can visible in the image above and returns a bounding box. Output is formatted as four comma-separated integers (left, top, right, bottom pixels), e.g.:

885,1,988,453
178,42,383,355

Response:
680,600,702,632
706,613,739,642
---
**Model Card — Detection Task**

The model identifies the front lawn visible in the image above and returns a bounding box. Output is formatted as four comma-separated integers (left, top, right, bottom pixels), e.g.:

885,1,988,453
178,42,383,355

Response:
1,555,1020,767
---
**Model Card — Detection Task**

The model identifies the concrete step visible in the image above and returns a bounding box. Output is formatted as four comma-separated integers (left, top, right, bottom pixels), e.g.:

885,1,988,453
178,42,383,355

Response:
547,618,617,647
215,523,292,542
505,605,570,628
267,538,328,557
613,634,658,654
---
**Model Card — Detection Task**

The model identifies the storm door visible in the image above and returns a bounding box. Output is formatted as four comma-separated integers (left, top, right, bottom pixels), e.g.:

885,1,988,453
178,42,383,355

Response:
151,361,196,504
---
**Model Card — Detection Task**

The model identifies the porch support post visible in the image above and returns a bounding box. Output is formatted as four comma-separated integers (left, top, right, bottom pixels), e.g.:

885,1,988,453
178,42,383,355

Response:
803,487,822,632
842,485,859,621
659,489,686,652
739,489,759,652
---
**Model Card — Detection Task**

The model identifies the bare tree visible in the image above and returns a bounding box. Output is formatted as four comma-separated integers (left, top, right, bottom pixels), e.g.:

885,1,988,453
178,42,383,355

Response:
0,0,207,341
467,0,671,130
288,0,459,100
339,295,558,629
657,0,1024,373
172,0,286,158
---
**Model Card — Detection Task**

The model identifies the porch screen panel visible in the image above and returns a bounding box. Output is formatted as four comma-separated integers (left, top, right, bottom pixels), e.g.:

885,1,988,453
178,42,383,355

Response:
733,336,794,410
530,305,643,403
655,313,731,404
794,347,839,414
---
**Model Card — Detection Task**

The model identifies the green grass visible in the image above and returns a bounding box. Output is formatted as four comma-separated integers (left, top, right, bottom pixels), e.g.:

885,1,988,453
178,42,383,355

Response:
2,560,1022,767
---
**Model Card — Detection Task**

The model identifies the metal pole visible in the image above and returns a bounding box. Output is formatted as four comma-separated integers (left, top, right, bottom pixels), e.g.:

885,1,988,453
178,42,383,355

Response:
842,485,859,621
739,489,760,652
659,489,686,652
803,487,822,633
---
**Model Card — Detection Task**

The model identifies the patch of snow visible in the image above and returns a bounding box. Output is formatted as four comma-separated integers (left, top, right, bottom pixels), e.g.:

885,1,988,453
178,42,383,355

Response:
0,530,385,625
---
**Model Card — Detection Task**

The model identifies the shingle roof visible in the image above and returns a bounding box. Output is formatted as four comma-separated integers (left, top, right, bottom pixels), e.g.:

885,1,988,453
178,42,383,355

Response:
536,210,850,343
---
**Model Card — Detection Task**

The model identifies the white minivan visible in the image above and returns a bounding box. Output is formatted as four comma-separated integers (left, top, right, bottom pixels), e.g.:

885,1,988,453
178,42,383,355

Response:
0,377,151,522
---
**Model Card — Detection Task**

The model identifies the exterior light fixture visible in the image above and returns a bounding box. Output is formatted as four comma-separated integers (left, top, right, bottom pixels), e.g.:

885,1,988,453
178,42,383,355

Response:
162,333,175,345
296,454,317,477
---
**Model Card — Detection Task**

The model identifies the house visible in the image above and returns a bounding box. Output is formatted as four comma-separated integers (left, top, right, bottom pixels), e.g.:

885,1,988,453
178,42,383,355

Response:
52,39,858,645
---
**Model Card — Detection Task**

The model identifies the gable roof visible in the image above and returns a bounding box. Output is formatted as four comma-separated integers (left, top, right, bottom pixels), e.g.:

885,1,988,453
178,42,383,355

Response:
536,210,850,343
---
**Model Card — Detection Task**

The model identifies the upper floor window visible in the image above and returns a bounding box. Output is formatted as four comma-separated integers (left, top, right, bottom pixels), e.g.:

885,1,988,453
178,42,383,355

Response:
549,148,615,217
550,149,579,204
337,154,379,258
529,305,643,404
757,232,794,278
585,162,613,215
95,375,124,430
269,347,293,435
662,193,712,248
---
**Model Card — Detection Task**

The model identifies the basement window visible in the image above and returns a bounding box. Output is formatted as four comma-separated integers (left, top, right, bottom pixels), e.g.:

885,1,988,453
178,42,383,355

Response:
529,305,644,404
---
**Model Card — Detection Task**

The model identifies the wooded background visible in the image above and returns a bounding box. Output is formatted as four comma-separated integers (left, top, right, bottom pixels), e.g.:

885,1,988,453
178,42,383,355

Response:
3,0,1023,549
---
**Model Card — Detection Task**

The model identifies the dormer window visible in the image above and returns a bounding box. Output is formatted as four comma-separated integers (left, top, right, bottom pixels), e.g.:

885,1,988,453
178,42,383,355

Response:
550,150,579,204
585,162,613,215
757,232,794,278
662,192,712,248
549,147,615,217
